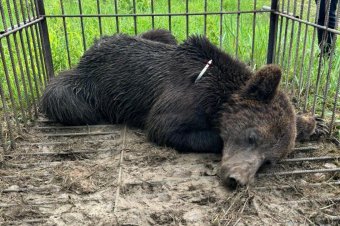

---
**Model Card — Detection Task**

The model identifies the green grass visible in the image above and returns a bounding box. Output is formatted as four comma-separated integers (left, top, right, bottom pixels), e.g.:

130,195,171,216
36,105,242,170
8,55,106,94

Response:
0,0,339,137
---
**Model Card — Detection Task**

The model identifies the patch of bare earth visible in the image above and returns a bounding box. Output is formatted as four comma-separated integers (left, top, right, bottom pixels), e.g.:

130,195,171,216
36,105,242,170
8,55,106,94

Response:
0,118,339,225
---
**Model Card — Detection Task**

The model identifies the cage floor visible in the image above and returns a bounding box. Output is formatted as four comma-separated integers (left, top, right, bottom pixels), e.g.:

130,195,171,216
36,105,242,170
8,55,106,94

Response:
0,118,339,225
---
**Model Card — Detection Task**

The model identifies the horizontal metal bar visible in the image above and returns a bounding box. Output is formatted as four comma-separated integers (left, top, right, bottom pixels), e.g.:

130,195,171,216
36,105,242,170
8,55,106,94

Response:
0,198,104,208
44,131,119,137
281,156,340,162
36,124,117,130
44,10,271,18
16,140,112,146
2,185,60,193
0,17,44,39
274,11,340,35
0,219,48,224
255,180,340,190
281,197,340,205
293,146,319,151
259,167,340,177
3,148,114,157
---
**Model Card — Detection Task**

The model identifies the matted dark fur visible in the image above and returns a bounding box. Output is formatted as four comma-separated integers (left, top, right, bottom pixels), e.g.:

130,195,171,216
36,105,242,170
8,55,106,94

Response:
41,30,325,188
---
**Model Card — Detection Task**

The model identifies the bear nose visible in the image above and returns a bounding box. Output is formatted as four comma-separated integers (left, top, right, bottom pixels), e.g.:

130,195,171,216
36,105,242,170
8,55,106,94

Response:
224,176,239,190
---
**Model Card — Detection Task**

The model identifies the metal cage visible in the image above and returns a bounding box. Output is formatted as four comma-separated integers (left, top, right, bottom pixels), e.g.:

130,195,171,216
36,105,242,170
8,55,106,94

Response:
0,1,339,148
0,1,340,225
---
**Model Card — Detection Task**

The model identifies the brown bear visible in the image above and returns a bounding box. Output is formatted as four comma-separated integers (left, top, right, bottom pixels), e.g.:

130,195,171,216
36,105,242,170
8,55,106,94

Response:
41,29,326,189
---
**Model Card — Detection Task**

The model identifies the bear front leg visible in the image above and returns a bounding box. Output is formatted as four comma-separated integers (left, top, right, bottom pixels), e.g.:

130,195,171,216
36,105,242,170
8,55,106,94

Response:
296,114,329,142
146,109,223,153
163,129,223,153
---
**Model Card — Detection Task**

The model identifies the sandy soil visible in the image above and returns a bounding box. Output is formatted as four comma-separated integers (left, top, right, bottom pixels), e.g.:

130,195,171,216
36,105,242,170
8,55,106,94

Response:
0,119,339,225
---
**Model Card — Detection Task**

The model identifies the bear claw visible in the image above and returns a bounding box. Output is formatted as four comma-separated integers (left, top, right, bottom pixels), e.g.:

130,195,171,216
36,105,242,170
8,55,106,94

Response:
310,116,329,141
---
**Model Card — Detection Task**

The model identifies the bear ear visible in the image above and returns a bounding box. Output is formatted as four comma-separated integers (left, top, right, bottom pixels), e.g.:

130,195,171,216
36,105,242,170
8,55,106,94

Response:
242,64,282,102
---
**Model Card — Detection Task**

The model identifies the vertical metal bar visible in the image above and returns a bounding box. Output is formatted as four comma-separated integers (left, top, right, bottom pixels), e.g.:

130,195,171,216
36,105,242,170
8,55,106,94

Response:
321,3,340,117
19,0,38,117
168,0,171,32
329,70,340,135
275,0,284,64
26,1,44,89
0,70,15,150
31,2,48,87
186,0,189,38
235,0,240,58
96,0,103,36
285,0,298,96
267,0,279,64
0,41,21,132
297,0,312,105
12,0,32,119
251,0,257,65
78,0,86,51
303,0,321,111
114,0,119,33
132,0,137,35
312,0,332,114
151,0,154,29
2,0,27,126
319,0,332,59
59,0,71,67
219,0,223,48
204,0,207,36
281,0,291,89
24,0,42,102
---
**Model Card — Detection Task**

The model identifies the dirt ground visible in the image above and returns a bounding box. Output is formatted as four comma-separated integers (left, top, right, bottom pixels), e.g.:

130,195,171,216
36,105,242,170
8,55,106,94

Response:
0,118,339,225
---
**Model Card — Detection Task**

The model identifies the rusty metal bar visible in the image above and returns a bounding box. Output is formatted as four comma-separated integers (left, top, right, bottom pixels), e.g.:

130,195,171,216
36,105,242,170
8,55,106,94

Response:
267,0,279,64
321,4,340,118
78,0,86,52
59,0,71,67
303,0,322,111
11,0,32,120
235,0,240,58
0,16,43,38
203,0,207,36
26,1,44,100
281,197,340,205
132,0,137,35
44,131,120,137
186,0,189,38
259,167,340,177
168,0,171,31
150,0,154,29
114,0,119,33
297,0,313,105
96,0,102,36
0,42,21,133
219,0,223,48
329,69,340,134
280,156,340,162
3,148,115,157
0,70,14,150
36,124,117,130
255,180,340,190
251,0,257,65
285,0,298,96
43,10,271,18
19,0,39,117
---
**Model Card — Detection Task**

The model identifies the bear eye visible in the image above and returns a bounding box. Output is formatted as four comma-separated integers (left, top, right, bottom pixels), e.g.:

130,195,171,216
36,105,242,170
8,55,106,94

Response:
247,129,258,145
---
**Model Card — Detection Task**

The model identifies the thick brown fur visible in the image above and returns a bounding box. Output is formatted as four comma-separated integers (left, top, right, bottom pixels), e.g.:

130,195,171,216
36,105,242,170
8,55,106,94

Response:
41,30,326,187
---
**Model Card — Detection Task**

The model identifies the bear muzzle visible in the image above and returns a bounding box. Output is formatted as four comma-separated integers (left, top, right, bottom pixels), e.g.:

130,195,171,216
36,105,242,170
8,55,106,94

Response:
220,150,265,190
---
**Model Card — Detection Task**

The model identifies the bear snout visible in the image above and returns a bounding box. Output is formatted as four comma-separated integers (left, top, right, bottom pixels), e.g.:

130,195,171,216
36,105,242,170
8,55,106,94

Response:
220,150,265,190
